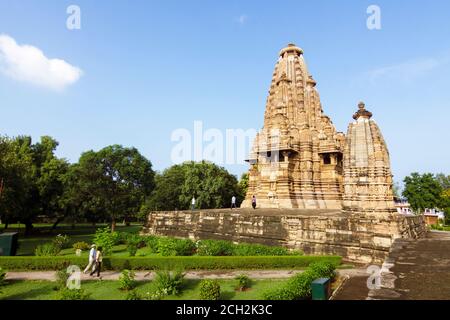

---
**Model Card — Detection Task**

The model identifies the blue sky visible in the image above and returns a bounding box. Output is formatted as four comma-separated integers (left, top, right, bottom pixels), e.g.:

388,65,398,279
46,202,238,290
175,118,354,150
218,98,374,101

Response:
1,0,449,185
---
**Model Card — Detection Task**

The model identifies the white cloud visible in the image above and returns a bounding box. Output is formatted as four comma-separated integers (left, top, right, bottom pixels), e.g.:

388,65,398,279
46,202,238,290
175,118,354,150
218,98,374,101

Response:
366,53,450,85
236,14,248,25
0,34,83,91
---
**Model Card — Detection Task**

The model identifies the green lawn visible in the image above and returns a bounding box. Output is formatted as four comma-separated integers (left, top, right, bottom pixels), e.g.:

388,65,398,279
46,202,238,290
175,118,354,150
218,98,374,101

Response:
0,278,287,300
0,223,142,256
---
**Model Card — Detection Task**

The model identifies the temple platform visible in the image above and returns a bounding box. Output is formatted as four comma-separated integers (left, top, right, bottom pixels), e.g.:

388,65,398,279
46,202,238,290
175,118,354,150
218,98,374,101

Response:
142,208,426,263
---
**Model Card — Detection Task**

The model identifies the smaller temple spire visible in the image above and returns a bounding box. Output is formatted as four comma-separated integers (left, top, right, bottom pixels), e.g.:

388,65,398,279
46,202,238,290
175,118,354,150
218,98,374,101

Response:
279,43,303,57
352,101,373,120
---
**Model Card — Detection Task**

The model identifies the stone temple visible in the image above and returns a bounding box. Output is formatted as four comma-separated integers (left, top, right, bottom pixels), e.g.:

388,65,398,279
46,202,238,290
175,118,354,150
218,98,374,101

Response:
241,43,394,213
144,44,425,263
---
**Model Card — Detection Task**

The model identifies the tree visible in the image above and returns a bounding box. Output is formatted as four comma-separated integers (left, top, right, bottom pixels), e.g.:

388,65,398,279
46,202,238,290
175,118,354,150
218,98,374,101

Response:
402,173,443,214
143,165,186,211
392,181,402,199
237,173,249,203
146,161,241,211
76,145,155,232
0,136,34,231
436,173,450,224
436,173,450,190
0,135,68,234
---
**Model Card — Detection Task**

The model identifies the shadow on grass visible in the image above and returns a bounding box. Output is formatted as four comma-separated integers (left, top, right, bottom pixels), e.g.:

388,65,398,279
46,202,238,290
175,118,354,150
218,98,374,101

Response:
0,281,55,300
220,290,236,300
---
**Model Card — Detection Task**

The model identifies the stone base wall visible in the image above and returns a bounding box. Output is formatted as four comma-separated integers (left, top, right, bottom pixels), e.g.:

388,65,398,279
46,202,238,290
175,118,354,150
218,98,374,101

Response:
142,210,426,263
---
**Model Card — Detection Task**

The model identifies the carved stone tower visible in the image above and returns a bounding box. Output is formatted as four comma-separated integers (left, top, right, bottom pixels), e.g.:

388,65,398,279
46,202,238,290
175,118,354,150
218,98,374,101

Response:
342,102,395,214
241,44,345,209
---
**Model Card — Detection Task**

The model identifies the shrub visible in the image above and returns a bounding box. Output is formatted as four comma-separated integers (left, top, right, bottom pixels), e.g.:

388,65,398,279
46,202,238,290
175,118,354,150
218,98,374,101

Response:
35,243,61,256
93,227,116,255
232,243,290,256
235,274,251,291
58,288,90,300
199,279,221,300
0,267,6,291
157,237,195,256
196,240,234,256
144,289,165,300
115,232,129,245
125,290,142,300
118,270,136,291
144,236,159,253
309,262,336,279
154,269,185,295
262,261,337,300
126,234,146,257
56,268,70,290
174,239,196,256
262,287,295,300
72,242,90,251
0,255,342,271
53,234,70,250
127,244,138,257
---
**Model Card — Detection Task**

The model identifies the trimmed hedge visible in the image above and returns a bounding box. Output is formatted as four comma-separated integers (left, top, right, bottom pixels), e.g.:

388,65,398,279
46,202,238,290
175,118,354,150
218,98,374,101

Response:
0,255,341,271
262,261,337,300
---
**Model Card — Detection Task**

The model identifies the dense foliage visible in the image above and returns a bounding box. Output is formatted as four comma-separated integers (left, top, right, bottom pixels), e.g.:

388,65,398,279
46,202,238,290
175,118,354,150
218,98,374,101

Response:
262,261,337,300
0,135,156,233
118,270,137,291
142,161,246,211
153,269,185,296
1,134,250,233
199,279,221,300
403,172,450,222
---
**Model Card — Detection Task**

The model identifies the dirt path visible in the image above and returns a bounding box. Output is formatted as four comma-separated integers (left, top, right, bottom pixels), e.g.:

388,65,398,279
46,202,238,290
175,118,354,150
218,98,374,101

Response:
5,269,361,281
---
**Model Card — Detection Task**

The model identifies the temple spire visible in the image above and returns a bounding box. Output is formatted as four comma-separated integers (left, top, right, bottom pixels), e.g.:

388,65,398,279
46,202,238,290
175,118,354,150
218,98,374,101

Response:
352,101,373,120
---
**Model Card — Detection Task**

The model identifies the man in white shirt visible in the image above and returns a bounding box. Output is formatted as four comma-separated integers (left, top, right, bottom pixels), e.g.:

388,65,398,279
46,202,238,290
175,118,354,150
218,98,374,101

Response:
191,197,196,211
231,196,237,209
83,244,97,274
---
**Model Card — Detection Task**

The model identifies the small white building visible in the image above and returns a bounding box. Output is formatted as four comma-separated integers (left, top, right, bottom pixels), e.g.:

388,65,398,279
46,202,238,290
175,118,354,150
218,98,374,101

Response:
395,199,445,225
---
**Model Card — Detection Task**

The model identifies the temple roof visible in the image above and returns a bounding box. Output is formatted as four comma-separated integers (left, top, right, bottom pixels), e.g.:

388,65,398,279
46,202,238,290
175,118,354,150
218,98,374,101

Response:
279,43,303,57
352,102,373,120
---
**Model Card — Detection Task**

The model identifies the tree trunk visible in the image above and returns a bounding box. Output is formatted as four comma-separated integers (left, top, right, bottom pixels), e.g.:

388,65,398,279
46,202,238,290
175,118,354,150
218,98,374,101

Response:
24,220,34,236
111,217,116,233
51,217,63,230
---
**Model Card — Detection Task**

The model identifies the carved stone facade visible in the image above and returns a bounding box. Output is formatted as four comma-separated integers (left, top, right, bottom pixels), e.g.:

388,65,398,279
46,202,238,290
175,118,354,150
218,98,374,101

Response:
241,44,393,213
343,102,395,214
143,209,426,263
143,43,426,263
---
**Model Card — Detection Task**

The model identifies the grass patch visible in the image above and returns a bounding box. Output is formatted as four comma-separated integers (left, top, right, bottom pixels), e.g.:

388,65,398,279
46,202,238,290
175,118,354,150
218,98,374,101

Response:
0,279,288,300
0,223,142,256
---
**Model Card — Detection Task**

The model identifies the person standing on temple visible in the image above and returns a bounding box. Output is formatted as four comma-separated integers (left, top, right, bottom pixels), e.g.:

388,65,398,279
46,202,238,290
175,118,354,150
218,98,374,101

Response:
252,195,257,209
191,196,196,211
231,195,237,209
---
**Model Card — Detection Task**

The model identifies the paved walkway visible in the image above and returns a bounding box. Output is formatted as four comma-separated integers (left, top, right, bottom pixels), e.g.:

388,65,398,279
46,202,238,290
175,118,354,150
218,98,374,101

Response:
334,231,450,300
5,269,362,281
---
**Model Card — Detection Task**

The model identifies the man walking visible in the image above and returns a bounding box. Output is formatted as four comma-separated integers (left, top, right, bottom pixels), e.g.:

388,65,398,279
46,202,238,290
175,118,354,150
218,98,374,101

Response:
231,195,237,209
90,246,103,278
83,244,97,274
